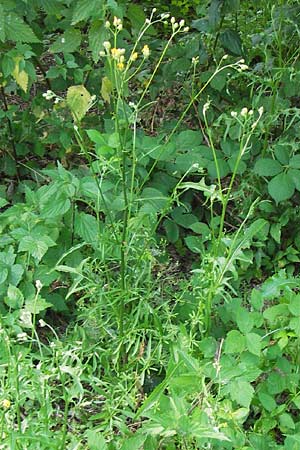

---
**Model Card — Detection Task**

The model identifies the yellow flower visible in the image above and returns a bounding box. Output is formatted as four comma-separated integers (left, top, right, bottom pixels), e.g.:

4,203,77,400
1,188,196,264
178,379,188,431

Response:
117,62,124,70
142,45,150,59
2,399,11,409
130,52,138,62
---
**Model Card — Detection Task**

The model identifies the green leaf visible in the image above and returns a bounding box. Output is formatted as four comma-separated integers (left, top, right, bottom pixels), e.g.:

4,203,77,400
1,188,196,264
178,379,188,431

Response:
101,76,112,103
254,158,283,176
176,130,202,149
75,212,100,245
207,159,230,178
288,168,300,191
72,0,104,24
25,296,52,314
245,332,262,356
274,144,290,165
184,236,204,254
2,54,15,77
18,236,56,262
263,304,289,322
229,380,254,408
4,14,40,43
0,5,5,42
0,268,9,285
220,29,243,56
279,413,295,431
89,20,107,63
140,188,169,212
250,288,263,310
4,285,24,309
164,219,179,244
50,29,81,54
288,294,300,316
236,308,254,334
67,85,92,121
270,222,281,244
224,330,246,354
86,429,107,450
268,172,295,203
289,317,300,335
289,154,300,169
258,392,277,412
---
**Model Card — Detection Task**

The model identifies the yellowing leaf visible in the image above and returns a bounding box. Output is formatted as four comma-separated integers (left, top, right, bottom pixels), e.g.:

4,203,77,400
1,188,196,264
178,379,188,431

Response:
66,85,91,122
101,77,112,104
12,57,28,92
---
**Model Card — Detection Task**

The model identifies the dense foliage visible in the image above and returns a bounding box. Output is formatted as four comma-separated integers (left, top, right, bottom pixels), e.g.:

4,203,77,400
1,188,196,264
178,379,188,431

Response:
0,1,300,449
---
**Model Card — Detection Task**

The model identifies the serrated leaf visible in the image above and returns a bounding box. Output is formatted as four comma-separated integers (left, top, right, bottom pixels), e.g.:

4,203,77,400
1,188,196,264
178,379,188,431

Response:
236,307,254,334
40,0,61,15
72,0,103,24
229,380,254,408
12,57,28,92
224,330,246,354
25,296,52,314
86,429,107,450
75,212,100,246
101,76,112,103
268,172,295,203
67,85,91,122
50,29,81,54
0,5,5,42
89,20,107,63
2,54,15,77
254,158,283,176
245,332,261,356
258,392,277,412
5,14,40,43
220,29,243,56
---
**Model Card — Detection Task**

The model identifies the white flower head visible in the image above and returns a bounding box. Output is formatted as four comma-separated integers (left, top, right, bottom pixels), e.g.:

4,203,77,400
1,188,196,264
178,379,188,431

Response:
179,19,185,27
231,111,237,118
35,279,43,291
105,21,110,29
241,107,248,117
103,41,111,50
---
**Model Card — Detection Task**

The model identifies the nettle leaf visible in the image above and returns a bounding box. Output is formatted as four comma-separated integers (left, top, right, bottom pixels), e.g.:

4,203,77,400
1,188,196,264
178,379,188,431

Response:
224,330,246,354
245,332,262,356
72,0,104,24
4,285,24,309
0,5,5,42
229,380,254,408
268,172,295,203
50,29,81,54
4,14,40,43
220,29,243,56
254,158,283,177
89,20,107,63
67,85,92,122
75,212,100,246
18,235,56,262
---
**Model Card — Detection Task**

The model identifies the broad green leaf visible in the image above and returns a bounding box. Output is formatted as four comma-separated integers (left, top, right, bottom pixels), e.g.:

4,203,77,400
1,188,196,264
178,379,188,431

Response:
229,380,254,408
250,288,263,310
254,158,283,177
288,168,300,191
50,29,81,54
175,151,205,173
67,85,92,121
176,130,202,149
12,57,28,92
207,159,230,178
288,294,300,316
279,413,295,430
184,236,204,254
86,429,107,450
164,219,179,243
72,0,103,24
224,330,246,354
245,332,261,356
210,72,227,91
127,4,147,32
101,76,112,104
75,212,100,245
25,296,52,314
120,435,146,450
9,264,24,286
220,29,243,56
258,392,277,412
270,222,281,244
4,285,24,309
263,304,289,322
2,54,15,77
41,195,70,218
0,268,8,285
268,172,295,203
236,307,254,334
274,144,290,164
18,236,56,262
4,14,40,43
0,5,5,42
289,317,300,335
40,0,61,15
289,154,300,169
89,20,107,63
140,188,169,212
